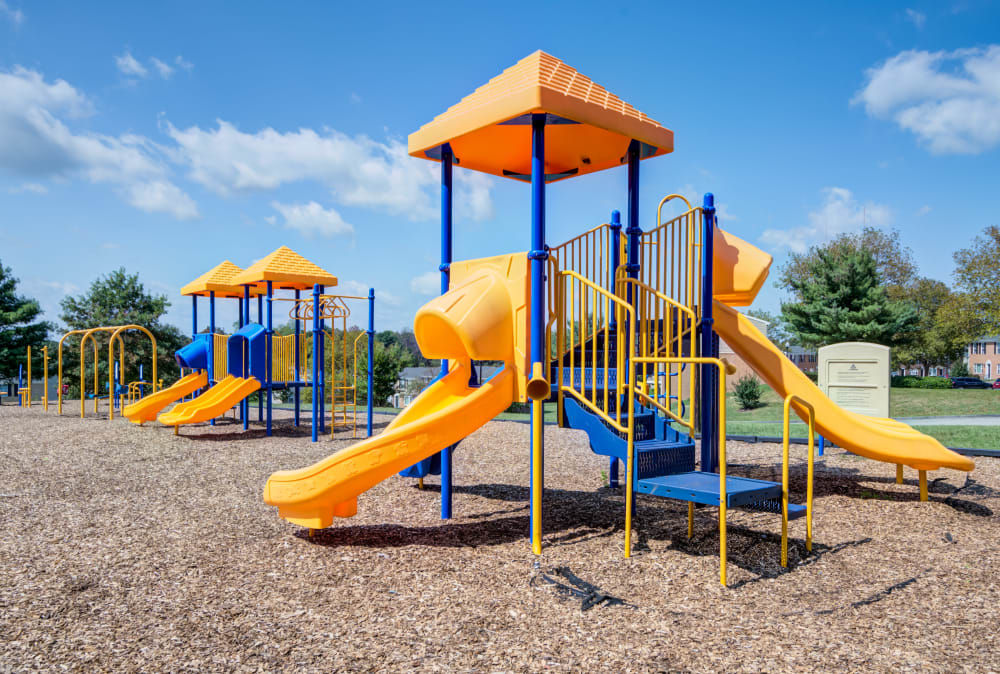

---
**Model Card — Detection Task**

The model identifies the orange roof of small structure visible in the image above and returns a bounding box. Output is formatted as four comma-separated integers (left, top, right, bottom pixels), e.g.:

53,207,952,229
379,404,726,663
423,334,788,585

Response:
230,246,338,291
181,260,263,298
408,50,673,183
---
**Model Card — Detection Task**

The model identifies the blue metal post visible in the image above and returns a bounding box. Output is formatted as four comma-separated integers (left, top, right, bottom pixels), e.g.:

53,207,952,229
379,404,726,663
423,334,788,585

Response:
243,285,250,430
608,209,622,488
818,435,825,457
294,289,301,427
266,281,273,437
257,294,263,421
529,114,547,540
700,193,717,472
191,295,198,399
367,288,375,439
311,284,320,443
18,364,23,406
209,291,216,426
139,364,143,398
318,284,325,435
439,145,454,519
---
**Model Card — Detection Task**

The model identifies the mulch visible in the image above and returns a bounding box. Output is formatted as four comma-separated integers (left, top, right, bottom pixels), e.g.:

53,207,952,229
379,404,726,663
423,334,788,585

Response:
2,401,998,672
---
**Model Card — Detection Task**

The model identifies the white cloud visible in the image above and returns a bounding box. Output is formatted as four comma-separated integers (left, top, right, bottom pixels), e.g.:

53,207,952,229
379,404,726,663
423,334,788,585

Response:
115,50,148,78
8,182,47,194
853,45,1000,154
0,0,23,25
150,57,174,79
917,204,932,215
165,120,495,221
410,271,440,296
760,187,892,254
349,92,362,104
270,200,353,238
338,279,401,306
0,66,197,219
174,55,194,71
905,8,926,29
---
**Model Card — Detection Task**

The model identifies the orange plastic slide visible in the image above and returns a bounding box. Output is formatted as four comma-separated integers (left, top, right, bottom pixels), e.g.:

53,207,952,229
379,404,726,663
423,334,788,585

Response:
713,228,973,473
157,375,261,428
122,371,208,424
263,253,529,529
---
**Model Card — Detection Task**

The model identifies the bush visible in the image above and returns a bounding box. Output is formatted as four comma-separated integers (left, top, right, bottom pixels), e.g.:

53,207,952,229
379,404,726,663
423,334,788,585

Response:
891,375,953,389
733,374,765,410
951,361,970,377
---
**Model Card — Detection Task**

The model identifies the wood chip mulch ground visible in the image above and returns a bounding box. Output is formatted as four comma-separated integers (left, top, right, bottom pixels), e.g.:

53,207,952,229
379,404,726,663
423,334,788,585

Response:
2,402,998,672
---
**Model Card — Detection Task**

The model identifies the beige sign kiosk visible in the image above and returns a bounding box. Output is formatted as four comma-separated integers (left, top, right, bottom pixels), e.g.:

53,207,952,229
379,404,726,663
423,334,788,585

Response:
818,342,890,418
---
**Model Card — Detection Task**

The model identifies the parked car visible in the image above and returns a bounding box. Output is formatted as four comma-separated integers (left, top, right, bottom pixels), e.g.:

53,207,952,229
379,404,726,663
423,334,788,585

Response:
950,376,991,389
993,378,1000,390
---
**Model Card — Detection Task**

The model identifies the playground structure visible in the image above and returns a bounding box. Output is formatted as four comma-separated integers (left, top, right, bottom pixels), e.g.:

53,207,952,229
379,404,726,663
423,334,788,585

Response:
124,249,376,439
16,345,48,409
53,325,158,418
263,51,975,585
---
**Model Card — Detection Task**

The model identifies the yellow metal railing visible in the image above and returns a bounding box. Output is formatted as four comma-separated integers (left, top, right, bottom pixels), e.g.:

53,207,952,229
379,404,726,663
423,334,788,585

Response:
126,380,159,405
213,333,228,380
782,394,816,568
633,356,728,583
617,274,697,432
639,199,703,316
554,269,637,556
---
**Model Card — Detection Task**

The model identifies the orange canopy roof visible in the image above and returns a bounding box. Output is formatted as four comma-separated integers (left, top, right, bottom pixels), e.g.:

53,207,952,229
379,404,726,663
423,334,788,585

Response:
230,246,338,291
181,260,263,298
408,50,673,183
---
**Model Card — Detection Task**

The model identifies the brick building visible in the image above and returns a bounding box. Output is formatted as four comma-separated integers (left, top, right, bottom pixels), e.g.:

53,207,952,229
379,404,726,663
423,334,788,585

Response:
967,335,1000,381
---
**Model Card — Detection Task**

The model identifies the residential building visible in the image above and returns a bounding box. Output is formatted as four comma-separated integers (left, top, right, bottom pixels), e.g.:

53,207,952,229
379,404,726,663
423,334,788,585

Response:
392,364,502,407
783,345,817,373
966,335,1000,380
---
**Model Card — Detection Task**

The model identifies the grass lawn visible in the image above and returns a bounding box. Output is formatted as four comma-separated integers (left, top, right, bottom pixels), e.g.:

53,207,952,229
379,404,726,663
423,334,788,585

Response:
727,384,1000,420
725,420,998,450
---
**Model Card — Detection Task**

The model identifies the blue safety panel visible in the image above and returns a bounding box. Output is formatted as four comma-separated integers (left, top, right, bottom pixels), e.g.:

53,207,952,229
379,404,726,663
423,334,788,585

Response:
743,499,808,520
636,471,782,508
227,323,266,381
550,367,619,391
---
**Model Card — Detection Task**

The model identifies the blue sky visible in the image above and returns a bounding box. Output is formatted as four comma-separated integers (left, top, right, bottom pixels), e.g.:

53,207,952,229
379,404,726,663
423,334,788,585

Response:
1,1,999,334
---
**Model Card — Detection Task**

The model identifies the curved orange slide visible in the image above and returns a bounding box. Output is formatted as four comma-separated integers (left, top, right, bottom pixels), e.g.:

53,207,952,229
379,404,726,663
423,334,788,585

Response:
263,253,530,528
122,371,208,424
713,229,973,473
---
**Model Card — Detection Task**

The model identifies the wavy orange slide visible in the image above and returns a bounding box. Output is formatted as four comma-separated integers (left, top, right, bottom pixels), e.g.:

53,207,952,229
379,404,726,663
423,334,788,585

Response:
713,228,973,473
122,371,208,424
263,253,529,529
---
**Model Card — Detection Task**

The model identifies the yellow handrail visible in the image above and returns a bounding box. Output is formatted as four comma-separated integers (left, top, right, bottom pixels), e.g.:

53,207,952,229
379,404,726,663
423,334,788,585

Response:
213,333,228,381
782,394,816,568
641,204,703,317
633,356,727,584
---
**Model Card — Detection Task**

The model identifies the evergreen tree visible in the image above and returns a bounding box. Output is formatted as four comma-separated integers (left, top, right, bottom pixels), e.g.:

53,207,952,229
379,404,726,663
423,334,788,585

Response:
780,248,918,348
59,268,188,392
0,261,54,379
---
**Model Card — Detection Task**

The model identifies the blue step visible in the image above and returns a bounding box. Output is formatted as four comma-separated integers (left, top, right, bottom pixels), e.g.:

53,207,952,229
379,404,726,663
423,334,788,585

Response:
562,397,691,460
636,471,782,508
743,499,808,520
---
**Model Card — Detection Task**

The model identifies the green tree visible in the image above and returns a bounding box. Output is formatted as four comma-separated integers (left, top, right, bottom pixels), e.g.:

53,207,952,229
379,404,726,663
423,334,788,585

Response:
371,341,412,406
745,309,792,352
893,278,973,372
0,261,54,379
780,248,918,348
59,268,187,392
779,227,917,301
952,225,1000,334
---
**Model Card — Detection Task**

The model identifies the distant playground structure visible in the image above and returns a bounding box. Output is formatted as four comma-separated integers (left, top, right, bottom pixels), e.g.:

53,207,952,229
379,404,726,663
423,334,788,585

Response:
125,246,375,439
262,51,975,585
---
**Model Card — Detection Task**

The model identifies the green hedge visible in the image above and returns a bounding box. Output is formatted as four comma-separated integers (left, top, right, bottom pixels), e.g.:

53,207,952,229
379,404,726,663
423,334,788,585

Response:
891,375,953,389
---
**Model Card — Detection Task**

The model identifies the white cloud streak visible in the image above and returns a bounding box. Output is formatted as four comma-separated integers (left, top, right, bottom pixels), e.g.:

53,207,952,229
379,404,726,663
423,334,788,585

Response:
410,271,439,296
760,187,892,254
853,45,1000,154
905,8,926,29
150,57,174,79
115,50,148,78
270,200,353,238
0,0,23,25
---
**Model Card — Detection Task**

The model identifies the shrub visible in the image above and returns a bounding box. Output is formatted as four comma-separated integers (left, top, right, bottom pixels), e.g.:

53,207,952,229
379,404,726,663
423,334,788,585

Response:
733,374,765,410
951,361,970,377
891,375,953,389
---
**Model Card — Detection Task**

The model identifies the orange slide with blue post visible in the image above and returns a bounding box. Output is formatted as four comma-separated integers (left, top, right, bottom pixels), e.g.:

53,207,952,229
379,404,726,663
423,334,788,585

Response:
263,253,530,529
712,226,974,473
122,371,208,424
157,375,261,428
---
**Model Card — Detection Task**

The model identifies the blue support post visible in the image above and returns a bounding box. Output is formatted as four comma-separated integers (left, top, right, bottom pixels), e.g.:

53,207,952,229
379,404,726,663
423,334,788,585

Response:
311,284,320,443
266,281,273,437
294,289,301,427
243,285,250,430
191,295,198,398
257,294,263,421
529,114,547,546
139,364,144,398
18,364,23,406
818,435,825,457
700,194,717,472
609,209,623,488
209,291,216,426
367,288,375,439
318,284,325,435
439,145,454,519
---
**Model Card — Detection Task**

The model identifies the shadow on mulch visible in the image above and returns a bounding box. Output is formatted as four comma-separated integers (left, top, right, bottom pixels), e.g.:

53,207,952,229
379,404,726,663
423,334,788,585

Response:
169,416,393,442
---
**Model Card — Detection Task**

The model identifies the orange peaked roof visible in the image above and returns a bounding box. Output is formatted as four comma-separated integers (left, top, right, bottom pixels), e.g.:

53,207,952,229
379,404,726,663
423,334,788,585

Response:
230,246,338,291
181,260,262,298
408,50,673,183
